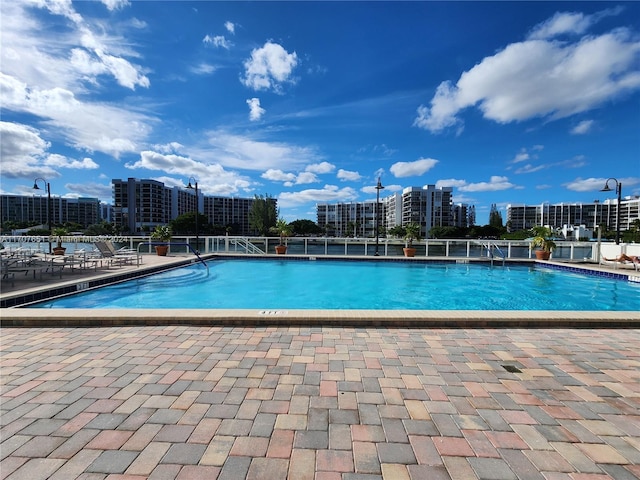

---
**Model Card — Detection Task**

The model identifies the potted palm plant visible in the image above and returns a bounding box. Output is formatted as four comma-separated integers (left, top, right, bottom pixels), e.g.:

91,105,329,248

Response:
52,227,68,255
272,218,292,254
151,225,172,256
530,226,556,260
403,222,421,257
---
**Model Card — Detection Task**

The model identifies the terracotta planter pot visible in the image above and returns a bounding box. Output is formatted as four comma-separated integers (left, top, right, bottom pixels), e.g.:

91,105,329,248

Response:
275,245,287,255
155,245,169,256
535,250,550,260
403,247,416,257
52,247,66,255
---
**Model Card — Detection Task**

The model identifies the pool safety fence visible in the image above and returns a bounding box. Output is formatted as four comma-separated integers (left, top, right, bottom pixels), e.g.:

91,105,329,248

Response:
2,235,609,261
121,236,598,261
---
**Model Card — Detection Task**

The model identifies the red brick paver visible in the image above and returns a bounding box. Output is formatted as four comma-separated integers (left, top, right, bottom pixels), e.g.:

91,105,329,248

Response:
1,326,639,479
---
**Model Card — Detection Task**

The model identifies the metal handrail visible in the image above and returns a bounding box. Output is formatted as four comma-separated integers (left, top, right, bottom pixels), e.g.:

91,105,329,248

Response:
137,241,209,275
229,238,265,254
484,241,506,267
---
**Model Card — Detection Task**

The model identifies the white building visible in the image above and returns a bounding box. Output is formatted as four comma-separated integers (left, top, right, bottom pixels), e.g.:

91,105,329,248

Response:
507,197,640,235
317,185,457,238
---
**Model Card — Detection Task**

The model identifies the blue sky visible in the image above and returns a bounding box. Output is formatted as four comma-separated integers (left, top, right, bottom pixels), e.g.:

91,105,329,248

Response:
1,1,639,225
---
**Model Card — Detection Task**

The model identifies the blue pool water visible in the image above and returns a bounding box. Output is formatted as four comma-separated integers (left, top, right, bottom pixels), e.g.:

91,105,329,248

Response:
31,259,640,310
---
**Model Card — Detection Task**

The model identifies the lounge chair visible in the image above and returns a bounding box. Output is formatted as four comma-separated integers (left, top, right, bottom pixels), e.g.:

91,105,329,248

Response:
106,241,142,265
55,250,104,272
1,256,64,280
94,241,138,267
600,255,640,271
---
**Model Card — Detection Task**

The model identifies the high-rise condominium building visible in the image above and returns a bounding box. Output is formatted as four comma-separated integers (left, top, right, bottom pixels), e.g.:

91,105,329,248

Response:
0,194,101,230
507,197,640,232
317,185,457,238
112,178,272,235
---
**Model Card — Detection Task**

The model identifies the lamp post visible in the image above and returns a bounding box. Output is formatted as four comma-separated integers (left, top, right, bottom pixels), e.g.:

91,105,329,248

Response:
33,178,52,254
601,178,622,245
186,178,199,253
375,177,384,256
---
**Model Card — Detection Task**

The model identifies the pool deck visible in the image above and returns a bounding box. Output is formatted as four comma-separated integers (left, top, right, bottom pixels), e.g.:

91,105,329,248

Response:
1,255,640,479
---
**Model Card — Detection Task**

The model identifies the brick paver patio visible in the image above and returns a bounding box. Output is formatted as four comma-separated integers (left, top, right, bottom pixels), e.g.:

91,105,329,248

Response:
1,326,639,479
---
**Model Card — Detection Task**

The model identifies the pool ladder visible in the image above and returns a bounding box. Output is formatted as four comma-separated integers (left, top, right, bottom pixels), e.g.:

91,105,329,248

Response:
484,242,506,267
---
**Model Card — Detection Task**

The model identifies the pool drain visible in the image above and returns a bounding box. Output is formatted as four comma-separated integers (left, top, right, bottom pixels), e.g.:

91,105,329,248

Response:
501,365,522,373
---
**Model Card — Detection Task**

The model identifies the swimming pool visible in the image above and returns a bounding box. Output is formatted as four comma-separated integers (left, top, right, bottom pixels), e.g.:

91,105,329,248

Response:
31,259,640,311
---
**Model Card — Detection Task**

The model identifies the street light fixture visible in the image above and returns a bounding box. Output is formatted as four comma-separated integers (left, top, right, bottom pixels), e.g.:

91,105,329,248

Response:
186,177,199,253
33,178,52,254
375,177,384,256
600,178,622,245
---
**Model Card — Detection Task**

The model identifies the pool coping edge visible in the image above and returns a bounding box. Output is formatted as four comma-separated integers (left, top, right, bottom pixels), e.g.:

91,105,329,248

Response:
2,309,639,328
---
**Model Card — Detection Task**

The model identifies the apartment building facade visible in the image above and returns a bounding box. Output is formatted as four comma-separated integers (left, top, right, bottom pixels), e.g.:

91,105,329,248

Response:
112,178,269,235
316,201,377,237
0,194,101,230
112,178,174,234
452,203,476,228
205,196,262,235
507,197,640,233
317,185,458,238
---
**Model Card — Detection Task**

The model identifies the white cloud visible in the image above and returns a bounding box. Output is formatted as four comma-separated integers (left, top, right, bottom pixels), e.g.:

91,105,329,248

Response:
571,119,594,135
65,181,113,200
1,73,151,157
512,150,530,163
414,83,463,133
200,130,320,171
295,171,319,185
1,2,149,91
225,21,236,34
153,142,184,154
306,162,335,174
0,2,154,157
514,164,546,174
381,184,403,193
0,121,58,179
261,169,318,187
527,12,593,40
95,50,150,90
191,63,217,75
436,179,468,189
451,193,476,204
564,176,639,192
203,35,232,50
100,0,130,11
527,8,623,40
558,155,587,169
462,176,516,192
241,41,298,93
390,158,438,178
372,144,398,157
262,169,296,183
246,98,266,121
44,154,99,170
337,169,361,181
414,10,640,133
126,150,253,196
0,121,49,162
278,185,357,207
442,176,517,192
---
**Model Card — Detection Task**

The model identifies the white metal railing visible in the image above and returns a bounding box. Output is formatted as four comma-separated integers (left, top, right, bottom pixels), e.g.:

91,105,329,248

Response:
229,238,265,254
482,241,506,266
0,235,611,261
